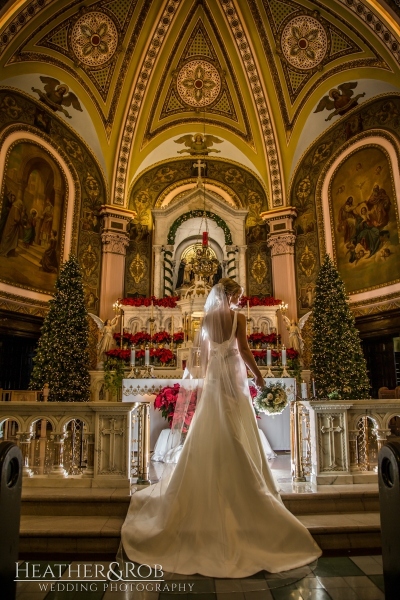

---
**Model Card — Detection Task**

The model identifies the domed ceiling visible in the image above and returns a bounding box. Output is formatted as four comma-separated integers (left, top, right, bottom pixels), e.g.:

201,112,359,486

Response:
0,0,399,209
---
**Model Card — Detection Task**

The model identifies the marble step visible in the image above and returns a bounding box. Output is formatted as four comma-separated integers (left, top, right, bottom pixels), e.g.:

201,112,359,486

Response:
20,488,379,517
18,512,381,558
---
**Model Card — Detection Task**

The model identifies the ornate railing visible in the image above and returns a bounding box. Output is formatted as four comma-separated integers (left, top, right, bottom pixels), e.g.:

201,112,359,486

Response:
0,401,139,488
291,399,400,485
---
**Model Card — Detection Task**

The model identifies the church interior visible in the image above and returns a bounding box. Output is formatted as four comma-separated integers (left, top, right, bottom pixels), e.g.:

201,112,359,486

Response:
1,0,400,598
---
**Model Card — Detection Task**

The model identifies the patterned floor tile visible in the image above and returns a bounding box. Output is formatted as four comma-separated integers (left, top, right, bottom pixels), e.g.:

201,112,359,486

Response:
367,574,384,592
311,558,364,578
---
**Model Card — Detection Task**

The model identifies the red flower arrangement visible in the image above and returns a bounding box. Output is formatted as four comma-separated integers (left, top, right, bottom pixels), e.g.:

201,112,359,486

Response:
154,383,181,426
154,383,197,432
287,348,299,360
153,348,174,364
105,348,131,361
152,330,171,344
239,296,281,307
173,331,184,344
131,332,151,346
120,296,180,308
248,332,268,344
249,384,261,419
113,332,136,345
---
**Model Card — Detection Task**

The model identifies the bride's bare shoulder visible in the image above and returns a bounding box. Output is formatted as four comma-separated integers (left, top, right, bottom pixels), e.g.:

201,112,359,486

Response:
236,312,246,324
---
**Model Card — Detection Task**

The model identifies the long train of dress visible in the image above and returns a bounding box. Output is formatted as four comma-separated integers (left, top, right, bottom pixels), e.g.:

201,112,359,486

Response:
121,312,321,578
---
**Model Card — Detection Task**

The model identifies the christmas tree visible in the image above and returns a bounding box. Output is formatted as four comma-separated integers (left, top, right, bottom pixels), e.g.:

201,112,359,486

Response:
29,255,90,401
311,254,370,399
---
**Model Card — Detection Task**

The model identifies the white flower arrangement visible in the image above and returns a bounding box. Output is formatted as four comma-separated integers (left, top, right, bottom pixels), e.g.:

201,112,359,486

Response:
253,381,288,415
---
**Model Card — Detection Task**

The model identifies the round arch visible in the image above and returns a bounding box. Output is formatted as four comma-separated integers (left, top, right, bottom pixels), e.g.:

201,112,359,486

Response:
167,210,232,245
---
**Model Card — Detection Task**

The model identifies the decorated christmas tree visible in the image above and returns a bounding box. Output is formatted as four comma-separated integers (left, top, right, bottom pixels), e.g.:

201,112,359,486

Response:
311,254,370,399
29,255,90,401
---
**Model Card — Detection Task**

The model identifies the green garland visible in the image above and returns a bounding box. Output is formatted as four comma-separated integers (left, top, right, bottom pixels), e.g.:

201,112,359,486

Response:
167,210,232,245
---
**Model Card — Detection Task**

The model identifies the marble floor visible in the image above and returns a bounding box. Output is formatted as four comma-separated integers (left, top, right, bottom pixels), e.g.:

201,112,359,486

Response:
15,556,385,599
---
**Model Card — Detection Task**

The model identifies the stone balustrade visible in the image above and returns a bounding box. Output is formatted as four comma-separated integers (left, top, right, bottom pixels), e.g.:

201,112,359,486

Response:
297,399,400,485
0,401,138,488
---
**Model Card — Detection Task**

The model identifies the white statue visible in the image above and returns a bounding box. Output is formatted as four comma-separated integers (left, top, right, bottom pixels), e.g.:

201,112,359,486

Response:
89,313,120,365
282,311,311,355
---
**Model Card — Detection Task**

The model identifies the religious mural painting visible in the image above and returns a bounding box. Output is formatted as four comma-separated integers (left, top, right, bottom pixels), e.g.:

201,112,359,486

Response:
330,146,400,294
0,90,105,312
0,141,65,293
292,95,400,314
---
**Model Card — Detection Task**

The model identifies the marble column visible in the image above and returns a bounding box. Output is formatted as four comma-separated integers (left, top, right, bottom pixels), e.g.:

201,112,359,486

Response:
238,245,247,291
99,206,135,321
163,244,174,296
262,208,297,345
153,244,164,297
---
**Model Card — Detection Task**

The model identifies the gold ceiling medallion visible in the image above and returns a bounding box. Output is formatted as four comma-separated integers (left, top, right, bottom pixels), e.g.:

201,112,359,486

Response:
71,12,118,67
145,11,253,145
251,253,267,284
281,16,327,70
129,252,146,283
299,245,316,277
177,60,221,107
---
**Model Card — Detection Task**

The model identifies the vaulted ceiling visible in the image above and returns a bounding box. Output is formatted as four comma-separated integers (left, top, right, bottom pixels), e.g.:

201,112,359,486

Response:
0,0,399,209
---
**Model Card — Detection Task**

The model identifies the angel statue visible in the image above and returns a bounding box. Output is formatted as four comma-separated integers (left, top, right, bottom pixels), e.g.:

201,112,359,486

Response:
314,82,365,121
174,133,223,155
282,312,311,356
32,76,83,119
89,313,119,367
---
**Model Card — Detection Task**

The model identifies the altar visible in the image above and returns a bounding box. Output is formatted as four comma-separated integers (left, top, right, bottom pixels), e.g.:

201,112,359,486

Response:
122,377,295,452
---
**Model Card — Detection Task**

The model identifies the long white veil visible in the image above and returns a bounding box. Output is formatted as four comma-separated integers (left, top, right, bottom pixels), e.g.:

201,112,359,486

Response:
164,283,233,459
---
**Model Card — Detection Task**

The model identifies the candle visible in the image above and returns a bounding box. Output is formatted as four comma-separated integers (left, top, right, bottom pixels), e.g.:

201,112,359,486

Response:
145,345,150,366
151,300,154,318
312,378,316,397
301,381,308,399
202,231,208,246
247,299,250,320
267,345,272,366
130,346,135,366
171,317,174,338
281,344,286,366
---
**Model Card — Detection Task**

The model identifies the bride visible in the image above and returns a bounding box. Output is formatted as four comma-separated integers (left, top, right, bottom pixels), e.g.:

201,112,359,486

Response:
121,278,321,578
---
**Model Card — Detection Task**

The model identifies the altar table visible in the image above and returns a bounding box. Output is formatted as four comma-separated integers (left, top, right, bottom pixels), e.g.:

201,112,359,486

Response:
122,378,295,451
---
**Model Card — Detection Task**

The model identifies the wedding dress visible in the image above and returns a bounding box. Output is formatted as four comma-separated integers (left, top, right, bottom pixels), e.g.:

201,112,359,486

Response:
121,288,321,578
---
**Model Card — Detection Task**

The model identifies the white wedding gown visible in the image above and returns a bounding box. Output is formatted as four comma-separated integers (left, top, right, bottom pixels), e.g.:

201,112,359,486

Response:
121,312,321,577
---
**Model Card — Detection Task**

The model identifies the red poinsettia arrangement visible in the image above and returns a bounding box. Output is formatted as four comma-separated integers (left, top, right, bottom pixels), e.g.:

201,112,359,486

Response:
113,332,136,345
153,348,174,364
131,332,151,346
249,384,261,419
154,383,181,426
152,330,171,344
154,383,197,431
287,348,299,360
173,331,184,344
105,348,131,361
239,296,282,307
120,296,180,308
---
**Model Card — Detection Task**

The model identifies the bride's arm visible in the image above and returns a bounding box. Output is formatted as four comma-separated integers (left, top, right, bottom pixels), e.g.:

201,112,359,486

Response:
236,313,265,389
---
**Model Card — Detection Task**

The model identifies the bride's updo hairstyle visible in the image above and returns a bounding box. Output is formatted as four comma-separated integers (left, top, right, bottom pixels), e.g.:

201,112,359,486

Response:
218,277,243,299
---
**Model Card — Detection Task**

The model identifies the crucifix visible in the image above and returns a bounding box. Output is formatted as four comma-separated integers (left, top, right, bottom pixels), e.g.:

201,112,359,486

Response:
320,415,343,470
193,159,206,187
101,418,124,471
